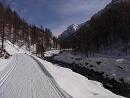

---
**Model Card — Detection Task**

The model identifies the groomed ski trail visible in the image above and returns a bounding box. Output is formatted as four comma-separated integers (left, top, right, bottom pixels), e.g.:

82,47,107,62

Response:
0,54,72,98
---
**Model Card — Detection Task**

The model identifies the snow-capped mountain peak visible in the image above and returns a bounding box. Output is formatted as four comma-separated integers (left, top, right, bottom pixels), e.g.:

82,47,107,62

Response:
68,24,79,31
58,24,79,40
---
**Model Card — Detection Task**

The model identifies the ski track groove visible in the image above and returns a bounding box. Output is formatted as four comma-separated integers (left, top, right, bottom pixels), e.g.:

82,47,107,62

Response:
0,55,16,87
31,56,73,98
0,54,73,98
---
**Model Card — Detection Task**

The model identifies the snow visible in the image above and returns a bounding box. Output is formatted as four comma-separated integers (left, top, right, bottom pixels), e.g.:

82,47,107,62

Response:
69,24,79,31
44,50,61,57
0,41,125,98
53,50,130,84
4,40,30,55
89,94,124,98
0,54,72,98
116,59,125,63
34,55,125,98
0,59,8,72
0,56,15,86
58,24,80,40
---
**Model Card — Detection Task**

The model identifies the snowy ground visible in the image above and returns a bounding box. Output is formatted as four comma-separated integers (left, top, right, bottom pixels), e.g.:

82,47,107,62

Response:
52,50,130,84
0,54,124,98
0,42,125,98
0,54,72,98
34,55,124,98
44,49,61,57
4,40,31,55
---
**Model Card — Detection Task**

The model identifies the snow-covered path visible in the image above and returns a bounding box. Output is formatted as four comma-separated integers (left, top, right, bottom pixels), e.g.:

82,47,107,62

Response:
0,54,72,98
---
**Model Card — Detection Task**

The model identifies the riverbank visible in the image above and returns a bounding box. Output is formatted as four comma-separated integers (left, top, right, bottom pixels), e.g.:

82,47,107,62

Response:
44,50,130,98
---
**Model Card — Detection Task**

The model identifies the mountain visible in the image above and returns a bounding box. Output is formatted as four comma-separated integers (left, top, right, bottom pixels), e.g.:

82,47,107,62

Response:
58,0,130,55
58,24,79,40
58,22,90,41
57,23,88,49
92,0,130,19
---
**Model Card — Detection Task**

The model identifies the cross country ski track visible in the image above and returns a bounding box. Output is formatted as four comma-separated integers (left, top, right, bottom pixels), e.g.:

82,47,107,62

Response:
0,54,72,98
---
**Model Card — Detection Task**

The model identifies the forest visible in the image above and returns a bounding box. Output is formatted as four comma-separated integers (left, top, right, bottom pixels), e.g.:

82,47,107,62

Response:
0,2,57,55
58,0,130,56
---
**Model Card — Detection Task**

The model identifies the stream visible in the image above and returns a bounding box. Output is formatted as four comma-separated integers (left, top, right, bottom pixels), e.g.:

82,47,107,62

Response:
44,56,130,98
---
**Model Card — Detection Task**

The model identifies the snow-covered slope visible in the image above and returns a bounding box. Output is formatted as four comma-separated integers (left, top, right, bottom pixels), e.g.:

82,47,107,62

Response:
4,40,30,55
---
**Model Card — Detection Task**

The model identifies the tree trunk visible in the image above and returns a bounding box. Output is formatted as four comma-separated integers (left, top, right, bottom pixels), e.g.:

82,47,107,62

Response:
1,21,5,49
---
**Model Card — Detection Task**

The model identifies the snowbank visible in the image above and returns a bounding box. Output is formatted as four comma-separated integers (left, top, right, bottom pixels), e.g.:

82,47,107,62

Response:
44,50,61,57
34,56,125,98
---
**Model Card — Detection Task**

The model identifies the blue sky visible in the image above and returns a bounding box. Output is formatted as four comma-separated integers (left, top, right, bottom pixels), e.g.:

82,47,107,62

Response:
3,0,111,36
